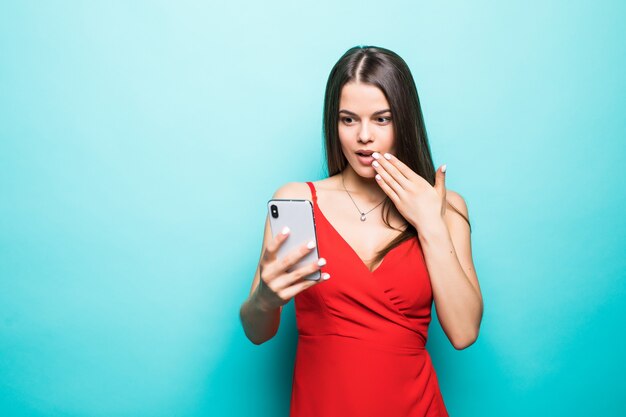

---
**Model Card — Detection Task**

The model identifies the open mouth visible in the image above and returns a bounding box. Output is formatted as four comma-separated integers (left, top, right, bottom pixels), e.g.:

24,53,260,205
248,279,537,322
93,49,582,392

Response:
355,151,376,166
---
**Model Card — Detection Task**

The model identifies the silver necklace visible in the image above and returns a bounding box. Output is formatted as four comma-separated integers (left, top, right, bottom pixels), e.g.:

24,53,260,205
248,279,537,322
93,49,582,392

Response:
341,171,386,221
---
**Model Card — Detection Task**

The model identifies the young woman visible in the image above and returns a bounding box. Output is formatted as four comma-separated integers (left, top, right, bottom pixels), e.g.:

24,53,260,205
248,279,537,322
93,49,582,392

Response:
240,45,483,417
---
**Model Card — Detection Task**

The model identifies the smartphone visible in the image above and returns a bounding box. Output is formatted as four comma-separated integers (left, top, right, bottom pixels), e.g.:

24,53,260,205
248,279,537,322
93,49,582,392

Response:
267,198,321,281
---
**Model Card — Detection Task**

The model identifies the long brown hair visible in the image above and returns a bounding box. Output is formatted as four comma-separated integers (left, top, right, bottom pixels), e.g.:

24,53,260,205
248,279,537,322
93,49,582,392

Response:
322,45,471,268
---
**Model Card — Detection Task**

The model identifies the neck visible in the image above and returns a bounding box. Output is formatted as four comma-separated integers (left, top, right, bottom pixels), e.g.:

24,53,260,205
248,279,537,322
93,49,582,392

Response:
340,165,387,203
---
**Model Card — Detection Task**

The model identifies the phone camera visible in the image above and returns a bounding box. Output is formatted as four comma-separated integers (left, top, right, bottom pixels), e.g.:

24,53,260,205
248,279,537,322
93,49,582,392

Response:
270,204,279,219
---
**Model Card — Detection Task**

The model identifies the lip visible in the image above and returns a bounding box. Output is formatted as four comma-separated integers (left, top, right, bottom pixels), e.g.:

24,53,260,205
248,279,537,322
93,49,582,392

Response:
355,153,375,166
356,149,376,156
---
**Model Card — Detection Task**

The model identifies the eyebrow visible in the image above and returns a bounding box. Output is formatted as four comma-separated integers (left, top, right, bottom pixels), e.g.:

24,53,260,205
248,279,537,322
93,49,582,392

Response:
338,109,391,117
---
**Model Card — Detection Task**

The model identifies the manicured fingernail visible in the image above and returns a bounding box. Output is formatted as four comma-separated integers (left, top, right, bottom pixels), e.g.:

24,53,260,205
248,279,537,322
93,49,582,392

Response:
375,174,382,181
372,160,379,167
322,273,331,280
307,240,316,249
317,258,326,266
281,226,290,235
442,164,447,173
384,153,392,160
372,152,380,159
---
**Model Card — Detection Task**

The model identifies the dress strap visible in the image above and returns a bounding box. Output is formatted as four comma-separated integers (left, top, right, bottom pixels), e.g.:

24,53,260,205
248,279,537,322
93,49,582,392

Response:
305,181,317,205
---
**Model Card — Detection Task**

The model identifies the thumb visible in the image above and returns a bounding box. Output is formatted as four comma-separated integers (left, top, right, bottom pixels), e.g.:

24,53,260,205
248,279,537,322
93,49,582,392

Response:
435,164,447,195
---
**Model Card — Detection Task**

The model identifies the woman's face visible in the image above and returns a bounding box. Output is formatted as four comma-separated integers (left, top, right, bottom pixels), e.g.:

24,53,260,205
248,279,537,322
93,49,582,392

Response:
338,81,395,178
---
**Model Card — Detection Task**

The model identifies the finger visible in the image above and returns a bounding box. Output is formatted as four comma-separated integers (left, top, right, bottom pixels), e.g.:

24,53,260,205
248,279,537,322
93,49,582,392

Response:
270,239,321,278
380,152,424,182
275,256,328,289
374,170,399,202
372,160,404,197
263,225,291,263
372,152,411,189
281,270,331,300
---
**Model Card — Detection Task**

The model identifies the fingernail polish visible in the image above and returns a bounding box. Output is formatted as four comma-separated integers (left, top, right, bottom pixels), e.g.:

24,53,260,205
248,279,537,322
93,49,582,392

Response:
442,164,447,173
318,258,327,267
322,273,331,280
281,226,290,235
384,153,392,160
372,152,380,159
307,240,316,249
372,160,379,167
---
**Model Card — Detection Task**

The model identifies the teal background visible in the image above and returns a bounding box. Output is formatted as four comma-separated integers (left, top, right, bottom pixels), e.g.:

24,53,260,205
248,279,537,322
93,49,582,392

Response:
1,1,625,416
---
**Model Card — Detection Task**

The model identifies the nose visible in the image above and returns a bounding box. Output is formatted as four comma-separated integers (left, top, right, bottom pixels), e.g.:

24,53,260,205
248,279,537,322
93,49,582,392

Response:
358,122,372,143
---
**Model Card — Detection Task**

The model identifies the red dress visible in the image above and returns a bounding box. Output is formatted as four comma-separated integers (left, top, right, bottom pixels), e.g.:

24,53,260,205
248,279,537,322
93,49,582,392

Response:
289,182,449,417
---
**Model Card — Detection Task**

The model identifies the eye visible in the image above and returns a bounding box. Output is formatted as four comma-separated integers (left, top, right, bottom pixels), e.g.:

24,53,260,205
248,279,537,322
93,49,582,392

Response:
340,117,355,125
377,116,392,123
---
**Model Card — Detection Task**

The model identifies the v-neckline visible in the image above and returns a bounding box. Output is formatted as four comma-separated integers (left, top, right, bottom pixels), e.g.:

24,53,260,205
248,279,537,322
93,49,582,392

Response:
310,183,408,275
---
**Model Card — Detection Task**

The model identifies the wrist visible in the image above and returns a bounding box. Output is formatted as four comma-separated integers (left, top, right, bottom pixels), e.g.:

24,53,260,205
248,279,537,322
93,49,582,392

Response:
250,287,277,313
417,217,449,245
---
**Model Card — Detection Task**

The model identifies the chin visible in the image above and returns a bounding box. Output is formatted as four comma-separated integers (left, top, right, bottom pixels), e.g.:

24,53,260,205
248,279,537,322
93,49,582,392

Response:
362,169,377,178
352,164,377,178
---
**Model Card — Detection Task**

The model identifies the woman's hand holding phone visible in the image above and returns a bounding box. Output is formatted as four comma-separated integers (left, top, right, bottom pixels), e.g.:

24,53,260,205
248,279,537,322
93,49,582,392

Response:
255,227,330,311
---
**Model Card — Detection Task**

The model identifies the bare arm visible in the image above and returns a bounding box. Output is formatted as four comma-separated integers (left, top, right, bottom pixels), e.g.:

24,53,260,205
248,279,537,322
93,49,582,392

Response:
239,182,330,345
420,190,483,350
239,214,283,345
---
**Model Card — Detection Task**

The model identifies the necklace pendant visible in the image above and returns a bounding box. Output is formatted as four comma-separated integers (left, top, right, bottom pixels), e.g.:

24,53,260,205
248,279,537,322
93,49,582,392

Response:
360,213,366,221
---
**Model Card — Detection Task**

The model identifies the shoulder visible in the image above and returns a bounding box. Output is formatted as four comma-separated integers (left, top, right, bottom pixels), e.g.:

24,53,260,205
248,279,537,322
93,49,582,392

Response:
444,189,471,233
272,177,336,200
445,189,469,217
272,181,313,200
